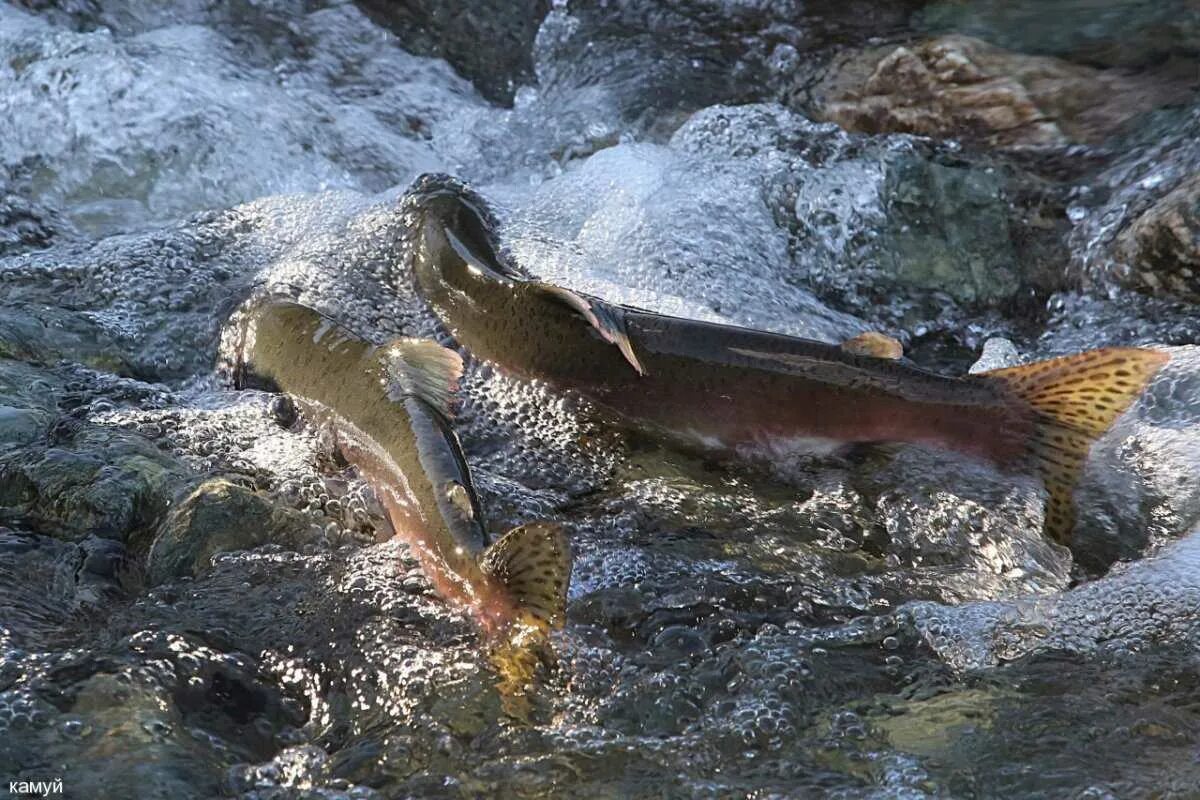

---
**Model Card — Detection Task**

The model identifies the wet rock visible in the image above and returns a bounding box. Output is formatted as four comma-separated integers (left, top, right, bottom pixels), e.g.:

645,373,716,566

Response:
1070,106,1200,301
915,0,1200,70
530,0,795,139
0,305,134,375
0,191,64,256
1111,174,1200,301
0,422,188,545
809,35,1188,147
881,153,1021,304
968,337,1021,373
0,405,46,450
267,395,297,429
146,479,324,584
354,0,549,106
0,223,247,379
669,103,1047,317
0,359,59,446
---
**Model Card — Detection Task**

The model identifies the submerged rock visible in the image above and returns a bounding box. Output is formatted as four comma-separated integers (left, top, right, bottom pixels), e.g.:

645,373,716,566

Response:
0,305,134,376
0,417,190,545
147,479,324,584
0,190,65,256
354,0,549,106
1070,106,1200,302
881,153,1021,304
915,0,1200,70
674,103,1053,317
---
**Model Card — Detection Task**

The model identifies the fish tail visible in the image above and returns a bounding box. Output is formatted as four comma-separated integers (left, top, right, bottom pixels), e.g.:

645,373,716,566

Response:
479,521,572,720
479,521,572,632
983,347,1168,544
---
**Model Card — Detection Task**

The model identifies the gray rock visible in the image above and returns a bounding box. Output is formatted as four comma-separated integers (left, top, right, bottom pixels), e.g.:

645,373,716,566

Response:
0,190,64,256
0,304,134,375
1071,105,1200,301
0,359,59,451
1112,174,1200,301
674,104,1037,317
806,35,1196,148
354,0,549,106
968,337,1021,373
881,154,1021,305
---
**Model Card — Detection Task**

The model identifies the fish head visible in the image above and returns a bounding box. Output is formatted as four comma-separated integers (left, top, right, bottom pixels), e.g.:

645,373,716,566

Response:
401,173,524,302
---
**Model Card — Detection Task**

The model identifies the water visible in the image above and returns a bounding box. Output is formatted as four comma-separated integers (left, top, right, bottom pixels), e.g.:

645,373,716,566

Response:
1,1,1199,797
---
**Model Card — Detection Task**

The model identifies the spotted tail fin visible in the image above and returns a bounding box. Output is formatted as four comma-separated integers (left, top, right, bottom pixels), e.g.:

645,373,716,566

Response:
480,521,571,631
984,347,1168,544
479,521,572,721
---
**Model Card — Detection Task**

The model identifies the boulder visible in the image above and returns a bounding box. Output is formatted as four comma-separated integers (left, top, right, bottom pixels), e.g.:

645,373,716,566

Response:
146,479,324,584
811,35,1193,147
1112,174,1200,301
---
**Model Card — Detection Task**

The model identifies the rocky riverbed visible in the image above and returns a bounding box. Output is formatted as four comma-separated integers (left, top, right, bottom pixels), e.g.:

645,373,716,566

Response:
2,1,1200,797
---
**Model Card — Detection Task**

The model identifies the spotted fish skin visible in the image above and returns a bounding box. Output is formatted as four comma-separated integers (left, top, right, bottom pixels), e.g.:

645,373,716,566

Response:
401,174,1167,544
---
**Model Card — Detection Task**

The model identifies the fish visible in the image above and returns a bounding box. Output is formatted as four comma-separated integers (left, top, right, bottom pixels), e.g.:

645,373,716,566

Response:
399,173,1169,545
228,298,571,682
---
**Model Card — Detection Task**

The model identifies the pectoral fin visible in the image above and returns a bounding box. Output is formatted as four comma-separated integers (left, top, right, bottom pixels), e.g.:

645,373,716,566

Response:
380,338,464,414
538,283,646,376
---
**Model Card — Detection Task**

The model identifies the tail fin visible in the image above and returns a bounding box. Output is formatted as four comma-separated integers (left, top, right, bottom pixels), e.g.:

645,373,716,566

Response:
984,347,1168,543
479,521,572,721
479,521,571,631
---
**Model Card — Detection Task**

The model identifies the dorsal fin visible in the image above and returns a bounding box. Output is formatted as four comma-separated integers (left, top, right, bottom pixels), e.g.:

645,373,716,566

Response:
537,283,646,376
479,521,571,631
380,338,464,414
841,331,904,359
984,347,1168,543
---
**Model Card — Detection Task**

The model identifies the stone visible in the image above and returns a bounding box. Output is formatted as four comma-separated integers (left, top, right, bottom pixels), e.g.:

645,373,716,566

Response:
0,424,189,544
915,0,1200,70
0,305,135,376
810,35,1193,148
1070,106,1200,301
354,0,549,106
1112,174,1200,301
146,479,324,584
880,153,1021,304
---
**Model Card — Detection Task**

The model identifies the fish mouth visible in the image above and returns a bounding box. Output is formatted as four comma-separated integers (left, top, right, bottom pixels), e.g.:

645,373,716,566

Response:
401,173,524,280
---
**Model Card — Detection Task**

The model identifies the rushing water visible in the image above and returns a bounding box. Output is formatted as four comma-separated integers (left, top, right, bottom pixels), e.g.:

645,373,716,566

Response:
2,1,1200,797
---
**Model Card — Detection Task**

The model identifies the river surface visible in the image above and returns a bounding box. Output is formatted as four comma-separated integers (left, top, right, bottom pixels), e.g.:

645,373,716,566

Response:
2,1,1200,797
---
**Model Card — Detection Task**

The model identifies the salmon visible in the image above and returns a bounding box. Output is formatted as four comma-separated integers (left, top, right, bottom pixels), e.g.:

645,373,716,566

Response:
229,298,572,712
400,173,1168,544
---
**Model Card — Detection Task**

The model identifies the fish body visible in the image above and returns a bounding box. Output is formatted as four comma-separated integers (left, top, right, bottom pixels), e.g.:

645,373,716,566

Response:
231,298,570,638
401,174,1168,543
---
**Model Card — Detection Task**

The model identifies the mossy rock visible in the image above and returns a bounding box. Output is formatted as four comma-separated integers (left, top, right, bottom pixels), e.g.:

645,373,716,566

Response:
147,479,324,585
